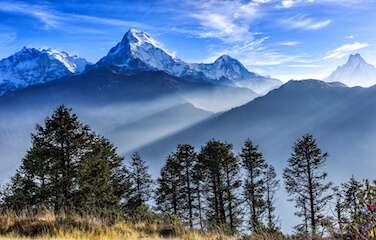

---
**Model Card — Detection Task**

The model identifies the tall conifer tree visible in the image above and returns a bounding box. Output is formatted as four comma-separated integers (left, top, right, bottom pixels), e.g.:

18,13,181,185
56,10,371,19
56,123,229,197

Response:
264,164,279,231
284,134,332,238
240,138,267,232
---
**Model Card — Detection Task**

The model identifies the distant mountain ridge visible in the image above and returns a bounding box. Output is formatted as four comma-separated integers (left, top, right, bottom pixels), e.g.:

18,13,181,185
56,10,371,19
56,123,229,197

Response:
325,53,376,87
0,47,89,95
136,79,376,179
95,28,282,94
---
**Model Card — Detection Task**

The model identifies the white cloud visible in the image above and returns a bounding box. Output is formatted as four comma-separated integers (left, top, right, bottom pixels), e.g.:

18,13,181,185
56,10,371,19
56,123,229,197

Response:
278,0,315,8
323,42,369,60
281,15,331,30
345,35,355,39
0,1,152,30
279,41,301,46
280,0,299,8
0,2,62,28
278,0,363,8
185,0,260,43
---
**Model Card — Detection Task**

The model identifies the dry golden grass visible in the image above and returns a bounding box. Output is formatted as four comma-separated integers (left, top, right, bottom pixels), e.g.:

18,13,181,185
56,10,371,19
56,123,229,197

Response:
0,211,243,240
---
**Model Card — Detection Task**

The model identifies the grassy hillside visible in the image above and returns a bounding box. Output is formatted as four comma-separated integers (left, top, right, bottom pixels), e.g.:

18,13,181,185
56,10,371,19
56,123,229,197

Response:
0,211,284,240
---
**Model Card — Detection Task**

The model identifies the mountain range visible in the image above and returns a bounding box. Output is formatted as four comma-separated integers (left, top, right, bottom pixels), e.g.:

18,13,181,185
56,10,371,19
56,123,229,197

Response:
0,29,281,97
95,29,282,94
0,47,89,95
137,79,376,180
0,28,375,187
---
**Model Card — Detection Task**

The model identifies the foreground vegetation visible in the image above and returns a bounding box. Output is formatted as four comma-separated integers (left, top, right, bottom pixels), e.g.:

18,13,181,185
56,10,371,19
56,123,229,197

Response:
0,105,375,239
0,211,285,240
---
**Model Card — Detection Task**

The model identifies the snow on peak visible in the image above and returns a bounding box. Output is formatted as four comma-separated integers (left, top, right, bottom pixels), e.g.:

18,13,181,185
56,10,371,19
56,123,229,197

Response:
96,28,282,94
325,53,376,87
346,53,366,66
41,48,88,73
215,55,237,63
124,28,162,49
97,28,183,73
0,47,89,95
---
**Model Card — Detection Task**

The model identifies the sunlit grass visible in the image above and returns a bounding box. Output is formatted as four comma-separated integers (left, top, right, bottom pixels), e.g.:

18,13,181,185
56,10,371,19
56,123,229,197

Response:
0,211,245,240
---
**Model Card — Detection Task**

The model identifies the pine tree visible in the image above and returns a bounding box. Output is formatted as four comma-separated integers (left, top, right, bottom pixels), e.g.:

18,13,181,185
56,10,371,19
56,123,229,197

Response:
0,170,36,211
41,105,92,211
264,164,279,231
155,154,183,217
1,105,126,214
332,186,345,234
341,176,362,222
10,105,92,211
222,149,243,233
293,195,309,236
125,152,153,215
240,138,267,232
284,134,332,238
76,136,124,212
198,140,242,233
175,144,197,228
192,160,204,229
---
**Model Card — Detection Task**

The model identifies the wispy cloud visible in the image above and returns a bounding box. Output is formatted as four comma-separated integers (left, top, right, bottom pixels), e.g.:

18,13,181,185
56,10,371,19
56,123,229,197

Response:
183,0,263,43
0,2,62,28
345,35,355,39
278,41,301,46
278,0,364,8
279,0,302,8
202,36,303,68
0,1,151,30
323,42,369,59
281,15,331,30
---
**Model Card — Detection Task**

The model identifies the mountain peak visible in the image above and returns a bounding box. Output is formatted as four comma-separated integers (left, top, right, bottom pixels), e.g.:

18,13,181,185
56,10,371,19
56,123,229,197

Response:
122,28,161,48
216,54,234,61
0,47,88,95
346,53,366,66
96,28,281,94
214,55,242,65
325,53,376,87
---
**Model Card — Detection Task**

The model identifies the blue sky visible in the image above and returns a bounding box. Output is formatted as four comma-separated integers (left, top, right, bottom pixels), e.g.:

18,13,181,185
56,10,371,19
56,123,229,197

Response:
0,0,375,81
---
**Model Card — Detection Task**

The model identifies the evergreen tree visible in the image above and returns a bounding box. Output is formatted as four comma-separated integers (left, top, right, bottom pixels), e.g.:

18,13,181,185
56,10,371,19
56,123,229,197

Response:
14,105,92,211
1,105,126,214
198,140,242,234
264,164,279,231
175,144,197,228
284,134,332,238
0,170,36,211
341,176,362,222
192,160,204,229
293,195,309,236
222,149,243,233
125,152,153,214
332,186,345,234
155,154,183,217
39,105,92,211
240,138,267,232
77,136,124,212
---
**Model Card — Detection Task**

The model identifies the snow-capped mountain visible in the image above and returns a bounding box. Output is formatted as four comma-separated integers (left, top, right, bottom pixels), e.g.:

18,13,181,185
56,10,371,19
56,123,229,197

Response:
0,47,89,95
96,28,281,94
190,55,281,94
325,53,376,87
96,28,188,74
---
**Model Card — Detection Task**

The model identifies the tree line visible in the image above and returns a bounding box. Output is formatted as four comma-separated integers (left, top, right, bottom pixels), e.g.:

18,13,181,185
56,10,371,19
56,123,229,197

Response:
0,106,374,239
